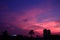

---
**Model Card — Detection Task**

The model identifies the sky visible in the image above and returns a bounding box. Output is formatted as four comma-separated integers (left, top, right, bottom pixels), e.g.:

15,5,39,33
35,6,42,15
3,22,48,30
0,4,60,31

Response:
0,0,60,36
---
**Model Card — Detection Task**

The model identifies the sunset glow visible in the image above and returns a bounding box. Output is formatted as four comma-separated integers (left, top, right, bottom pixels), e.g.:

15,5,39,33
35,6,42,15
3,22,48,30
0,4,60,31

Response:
0,0,60,36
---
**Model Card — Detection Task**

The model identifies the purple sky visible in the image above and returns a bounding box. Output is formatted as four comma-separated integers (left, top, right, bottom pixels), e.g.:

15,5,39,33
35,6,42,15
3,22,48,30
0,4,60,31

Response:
0,0,60,36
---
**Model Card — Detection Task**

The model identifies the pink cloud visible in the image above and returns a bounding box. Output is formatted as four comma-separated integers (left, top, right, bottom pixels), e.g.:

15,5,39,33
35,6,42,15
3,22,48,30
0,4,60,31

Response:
0,6,60,36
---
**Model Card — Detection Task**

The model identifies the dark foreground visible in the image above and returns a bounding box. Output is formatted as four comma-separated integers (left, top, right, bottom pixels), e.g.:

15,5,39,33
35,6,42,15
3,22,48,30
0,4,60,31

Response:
0,29,60,40
0,35,60,40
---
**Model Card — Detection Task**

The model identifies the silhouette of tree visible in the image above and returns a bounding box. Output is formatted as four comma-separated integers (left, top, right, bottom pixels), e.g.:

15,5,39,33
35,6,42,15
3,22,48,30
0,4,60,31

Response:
47,30,51,35
3,30,8,37
29,30,34,37
43,29,47,37
47,29,51,38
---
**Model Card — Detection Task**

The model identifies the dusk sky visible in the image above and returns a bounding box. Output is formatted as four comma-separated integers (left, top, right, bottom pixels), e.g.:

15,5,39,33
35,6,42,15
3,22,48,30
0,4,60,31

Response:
0,0,60,36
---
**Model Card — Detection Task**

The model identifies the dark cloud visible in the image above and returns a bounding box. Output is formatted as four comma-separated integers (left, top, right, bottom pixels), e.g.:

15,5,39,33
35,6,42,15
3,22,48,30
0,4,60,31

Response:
23,19,28,22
